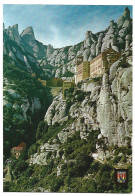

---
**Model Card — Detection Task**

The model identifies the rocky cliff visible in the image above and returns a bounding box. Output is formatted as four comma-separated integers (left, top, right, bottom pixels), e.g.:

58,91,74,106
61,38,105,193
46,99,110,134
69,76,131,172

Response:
27,7,133,167
27,44,132,192
29,43,132,166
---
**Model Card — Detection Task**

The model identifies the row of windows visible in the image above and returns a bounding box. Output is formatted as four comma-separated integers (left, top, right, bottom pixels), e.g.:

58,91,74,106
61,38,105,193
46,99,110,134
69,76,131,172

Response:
91,68,95,72
77,70,83,75
108,60,116,64
76,70,81,74
12,149,22,152
77,64,83,68
78,62,101,70
106,54,118,58
77,69,83,73
13,153,20,156
90,61,101,69
91,65,102,72
77,67,101,74
91,70,102,74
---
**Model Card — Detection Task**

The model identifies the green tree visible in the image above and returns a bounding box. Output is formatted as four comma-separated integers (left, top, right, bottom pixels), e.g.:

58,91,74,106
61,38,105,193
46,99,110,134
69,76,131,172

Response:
28,143,40,156
36,121,48,140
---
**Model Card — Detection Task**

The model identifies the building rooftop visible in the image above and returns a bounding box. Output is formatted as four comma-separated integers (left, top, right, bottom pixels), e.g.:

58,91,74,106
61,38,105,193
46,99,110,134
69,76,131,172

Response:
12,146,23,150
12,142,26,151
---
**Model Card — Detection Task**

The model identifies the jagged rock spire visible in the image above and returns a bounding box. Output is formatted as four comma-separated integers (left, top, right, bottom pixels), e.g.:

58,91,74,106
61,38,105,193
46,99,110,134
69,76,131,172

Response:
117,7,131,28
123,7,130,19
21,26,35,41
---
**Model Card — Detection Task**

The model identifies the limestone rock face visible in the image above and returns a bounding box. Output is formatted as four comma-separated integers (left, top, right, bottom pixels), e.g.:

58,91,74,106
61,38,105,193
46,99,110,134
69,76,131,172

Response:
3,25,44,76
83,48,90,61
3,76,43,131
21,26,47,60
44,94,68,125
21,26,35,41
97,50,132,148
84,31,96,48
125,34,132,50
58,129,69,143
117,7,130,28
29,47,132,166
57,164,64,176
42,46,132,162
29,152,49,165
29,143,60,165
96,33,104,56
40,143,59,152
81,8,132,62
123,7,130,19
6,24,21,43
46,44,54,58
91,43,96,56
97,74,116,145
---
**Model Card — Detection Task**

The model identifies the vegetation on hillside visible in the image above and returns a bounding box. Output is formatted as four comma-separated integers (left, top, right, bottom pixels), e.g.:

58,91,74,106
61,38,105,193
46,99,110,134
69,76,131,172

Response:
3,55,53,160
62,71,74,77
3,126,132,193
3,55,132,193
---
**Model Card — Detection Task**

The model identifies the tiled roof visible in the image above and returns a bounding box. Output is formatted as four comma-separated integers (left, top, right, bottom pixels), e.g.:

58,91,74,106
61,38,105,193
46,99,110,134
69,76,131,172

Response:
13,146,23,150
12,142,26,151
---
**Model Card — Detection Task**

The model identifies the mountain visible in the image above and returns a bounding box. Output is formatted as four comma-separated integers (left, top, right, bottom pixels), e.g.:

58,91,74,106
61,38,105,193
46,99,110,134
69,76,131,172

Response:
43,6,132,78
3,23,54,159
3,7,132,193
3,7,132,79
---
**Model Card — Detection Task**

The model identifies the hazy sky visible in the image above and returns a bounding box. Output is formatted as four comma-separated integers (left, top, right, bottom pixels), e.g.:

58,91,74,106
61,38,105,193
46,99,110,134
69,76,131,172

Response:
3,5,132,48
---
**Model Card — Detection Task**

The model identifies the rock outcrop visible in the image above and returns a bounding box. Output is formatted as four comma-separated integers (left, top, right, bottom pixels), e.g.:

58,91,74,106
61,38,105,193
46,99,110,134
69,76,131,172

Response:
44,94,68,125
3,77,42,130
3,25,44,76
29,142,59,165
21,26,35,42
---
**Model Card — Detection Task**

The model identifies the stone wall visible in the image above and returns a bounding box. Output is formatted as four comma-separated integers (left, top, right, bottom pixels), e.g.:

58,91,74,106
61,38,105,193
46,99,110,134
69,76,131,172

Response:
90,55,102,77
83,61,90,80
76,62,83,83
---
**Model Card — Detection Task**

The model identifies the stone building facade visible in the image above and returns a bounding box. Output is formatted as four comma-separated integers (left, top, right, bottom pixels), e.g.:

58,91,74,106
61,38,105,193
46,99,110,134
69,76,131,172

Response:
90,48,120,77
90,54,102,77
76,48,120,83
11,142,26,159
76,55,90,84
76,62,83,84
63,80,75,99
46,78,63,87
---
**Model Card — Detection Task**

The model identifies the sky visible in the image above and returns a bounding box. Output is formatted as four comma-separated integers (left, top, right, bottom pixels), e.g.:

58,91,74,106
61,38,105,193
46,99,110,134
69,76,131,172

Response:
3,5,132,48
